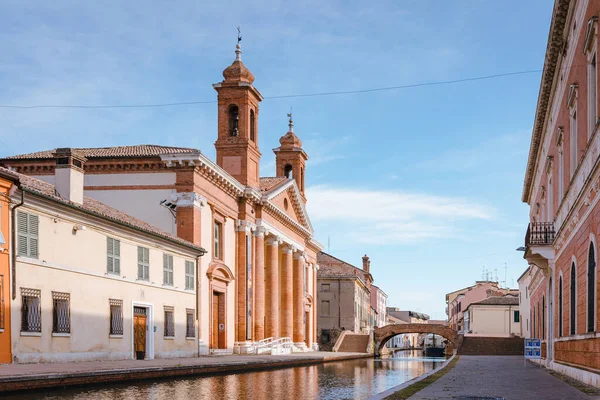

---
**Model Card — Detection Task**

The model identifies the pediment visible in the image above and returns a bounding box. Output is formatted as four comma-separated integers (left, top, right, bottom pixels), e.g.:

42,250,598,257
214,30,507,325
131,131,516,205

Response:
261,179,314,234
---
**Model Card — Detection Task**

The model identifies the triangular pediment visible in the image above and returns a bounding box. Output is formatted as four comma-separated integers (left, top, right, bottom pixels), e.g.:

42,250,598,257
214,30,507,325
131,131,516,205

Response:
261,179,313,234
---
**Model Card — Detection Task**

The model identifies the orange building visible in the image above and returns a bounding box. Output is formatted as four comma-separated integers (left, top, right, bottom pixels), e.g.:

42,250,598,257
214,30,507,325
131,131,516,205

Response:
0,176,12,363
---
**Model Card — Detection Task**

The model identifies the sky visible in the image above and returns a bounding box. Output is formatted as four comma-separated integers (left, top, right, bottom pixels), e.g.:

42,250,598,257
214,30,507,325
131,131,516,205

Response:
0,0,554,319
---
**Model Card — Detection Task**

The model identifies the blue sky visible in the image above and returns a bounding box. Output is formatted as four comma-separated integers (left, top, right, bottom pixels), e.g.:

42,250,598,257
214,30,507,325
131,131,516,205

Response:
0,0,553,319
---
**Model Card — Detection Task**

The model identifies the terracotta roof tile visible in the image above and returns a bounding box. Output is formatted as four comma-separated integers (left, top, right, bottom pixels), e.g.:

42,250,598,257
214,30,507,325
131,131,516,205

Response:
4,145,199,160
0,167,204,253
259,176,288,192
471,296,519,306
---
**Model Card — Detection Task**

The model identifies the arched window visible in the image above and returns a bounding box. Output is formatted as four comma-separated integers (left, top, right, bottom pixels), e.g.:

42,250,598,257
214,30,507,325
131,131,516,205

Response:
559,276,563,337
284,164,293,179
228,105,239,136
250,109,255,142
571,262,576,335
542,296,546,339
588,242,596,332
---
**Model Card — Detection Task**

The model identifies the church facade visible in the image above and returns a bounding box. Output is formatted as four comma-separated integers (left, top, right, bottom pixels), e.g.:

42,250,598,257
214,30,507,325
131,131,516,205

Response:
0,43,322,354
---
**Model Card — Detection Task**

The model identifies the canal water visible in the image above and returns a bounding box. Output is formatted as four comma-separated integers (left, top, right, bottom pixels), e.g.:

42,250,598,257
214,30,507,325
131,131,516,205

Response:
9,350,446,400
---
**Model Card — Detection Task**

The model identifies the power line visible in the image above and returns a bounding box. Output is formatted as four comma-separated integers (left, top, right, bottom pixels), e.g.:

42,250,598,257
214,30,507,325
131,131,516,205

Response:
0,68,543,110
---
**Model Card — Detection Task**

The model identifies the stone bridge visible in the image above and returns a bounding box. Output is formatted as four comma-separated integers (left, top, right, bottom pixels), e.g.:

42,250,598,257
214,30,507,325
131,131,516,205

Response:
373,324,462,357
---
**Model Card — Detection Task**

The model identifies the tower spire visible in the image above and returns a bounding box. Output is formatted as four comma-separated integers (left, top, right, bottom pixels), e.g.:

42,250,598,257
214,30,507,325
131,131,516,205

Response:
236,26,242,61
287,108,294,133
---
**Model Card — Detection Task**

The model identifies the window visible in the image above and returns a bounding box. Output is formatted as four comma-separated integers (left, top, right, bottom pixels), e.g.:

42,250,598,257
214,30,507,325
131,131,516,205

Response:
228,105,239,136
321,300,330,316
17,211,38,259
589,52,598,138
559,276,563,337
21,288,41,333
52,292,70,334
185,260,195,290
186,309,195,338
163,254,174,286
107,237,121,275
558,131,564,203
588,242,596,332
570,103,578,177
164,306,174,337
321,283,330,292
109,299,123,335
214,221,222,260
571,262,577,335
137,247,149,281
321,329,330,343
547,171,553,223
513,310,520,323
250,109,256,141
284,164,293,179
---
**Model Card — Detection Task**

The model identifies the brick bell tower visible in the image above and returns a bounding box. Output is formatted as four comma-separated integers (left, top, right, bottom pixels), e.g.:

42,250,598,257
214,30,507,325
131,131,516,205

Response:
213,41,263,188
274,113,308,202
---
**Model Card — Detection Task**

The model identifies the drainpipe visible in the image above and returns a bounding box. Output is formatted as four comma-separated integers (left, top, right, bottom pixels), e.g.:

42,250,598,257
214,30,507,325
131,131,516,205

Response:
11,190,24,300
196,254,201,357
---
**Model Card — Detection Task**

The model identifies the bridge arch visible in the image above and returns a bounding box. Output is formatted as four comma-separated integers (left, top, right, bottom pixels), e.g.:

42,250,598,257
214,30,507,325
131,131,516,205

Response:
373,324,460,357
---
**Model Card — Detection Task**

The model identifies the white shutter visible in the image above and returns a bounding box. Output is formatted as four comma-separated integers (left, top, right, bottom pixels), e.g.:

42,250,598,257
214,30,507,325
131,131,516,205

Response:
28,215,39,259
17,212,28,257
107,238,114,273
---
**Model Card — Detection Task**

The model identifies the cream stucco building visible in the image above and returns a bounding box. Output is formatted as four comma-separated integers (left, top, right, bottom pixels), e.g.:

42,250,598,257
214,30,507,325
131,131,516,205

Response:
463,295,521,337
0,162,206,363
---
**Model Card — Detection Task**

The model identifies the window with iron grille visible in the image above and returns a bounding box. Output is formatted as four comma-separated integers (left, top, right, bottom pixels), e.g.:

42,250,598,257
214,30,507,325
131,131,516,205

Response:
137,247,149,281
17,211,39,259
21,288,41,332
164,306,174,337
163,254,173,286
185,261,194,290
107,237,121,275
109,299,123,335
52,292,70,334
186,309,195,338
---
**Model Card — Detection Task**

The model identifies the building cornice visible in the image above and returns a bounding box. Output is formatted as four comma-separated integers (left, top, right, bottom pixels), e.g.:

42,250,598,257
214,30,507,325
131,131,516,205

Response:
522,0,571,203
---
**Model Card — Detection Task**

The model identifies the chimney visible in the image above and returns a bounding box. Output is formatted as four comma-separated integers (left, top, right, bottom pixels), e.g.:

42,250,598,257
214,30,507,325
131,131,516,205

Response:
53,148,86,205
362,254,370,273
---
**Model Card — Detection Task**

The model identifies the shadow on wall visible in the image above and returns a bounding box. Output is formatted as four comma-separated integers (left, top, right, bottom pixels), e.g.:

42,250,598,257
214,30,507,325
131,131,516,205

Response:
318,327,342,351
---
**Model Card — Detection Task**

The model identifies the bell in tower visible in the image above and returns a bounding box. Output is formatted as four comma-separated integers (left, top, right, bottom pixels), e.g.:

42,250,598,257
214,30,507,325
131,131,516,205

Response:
213,33,263,188
274,112,309,202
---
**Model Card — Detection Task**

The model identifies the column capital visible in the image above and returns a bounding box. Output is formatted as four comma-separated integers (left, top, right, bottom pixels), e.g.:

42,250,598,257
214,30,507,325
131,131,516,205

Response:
236,219,256,233
293,251,306,261
254,226,267,237
266,235,280,246
281,243,295,254
170,192,207,208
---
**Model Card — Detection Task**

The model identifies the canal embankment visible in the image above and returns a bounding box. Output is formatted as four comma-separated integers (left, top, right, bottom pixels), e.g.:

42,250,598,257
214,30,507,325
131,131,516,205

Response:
0,351,372,393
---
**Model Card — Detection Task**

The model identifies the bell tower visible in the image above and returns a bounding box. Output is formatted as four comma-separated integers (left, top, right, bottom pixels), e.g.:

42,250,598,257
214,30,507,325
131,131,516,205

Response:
213,40,263,188
274,113,308,202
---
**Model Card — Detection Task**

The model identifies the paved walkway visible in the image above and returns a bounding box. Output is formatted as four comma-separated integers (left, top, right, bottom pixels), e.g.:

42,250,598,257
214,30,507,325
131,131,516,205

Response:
409,356,599,400
0,351,370,392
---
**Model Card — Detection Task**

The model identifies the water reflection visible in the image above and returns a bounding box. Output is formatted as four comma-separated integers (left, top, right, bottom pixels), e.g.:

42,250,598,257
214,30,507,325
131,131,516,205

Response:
8,350,445,400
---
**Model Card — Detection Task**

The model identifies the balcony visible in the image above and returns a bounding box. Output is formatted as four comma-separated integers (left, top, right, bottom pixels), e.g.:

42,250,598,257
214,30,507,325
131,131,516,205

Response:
526,222,555,246
523,222,555,277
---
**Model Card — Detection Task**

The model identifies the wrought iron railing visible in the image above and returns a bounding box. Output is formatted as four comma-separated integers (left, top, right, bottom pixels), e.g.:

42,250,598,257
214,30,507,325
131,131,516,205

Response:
526,222,555,246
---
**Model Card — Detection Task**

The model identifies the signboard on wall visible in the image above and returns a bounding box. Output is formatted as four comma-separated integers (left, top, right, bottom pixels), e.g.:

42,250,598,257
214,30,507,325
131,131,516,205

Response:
524,338,541,367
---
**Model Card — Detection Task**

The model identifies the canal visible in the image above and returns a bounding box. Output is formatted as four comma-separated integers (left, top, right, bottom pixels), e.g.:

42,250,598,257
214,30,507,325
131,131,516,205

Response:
8,350,446,400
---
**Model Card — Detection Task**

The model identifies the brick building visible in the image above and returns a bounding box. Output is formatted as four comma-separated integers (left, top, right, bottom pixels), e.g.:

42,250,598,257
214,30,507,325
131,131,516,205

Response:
0,42,323,354
522,0,600,386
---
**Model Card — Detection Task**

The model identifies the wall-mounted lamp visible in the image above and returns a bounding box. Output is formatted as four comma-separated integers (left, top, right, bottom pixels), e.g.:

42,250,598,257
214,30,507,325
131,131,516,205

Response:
73,224,87,232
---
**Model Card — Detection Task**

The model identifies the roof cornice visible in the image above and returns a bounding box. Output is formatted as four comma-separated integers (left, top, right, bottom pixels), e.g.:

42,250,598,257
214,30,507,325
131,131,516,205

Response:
522,0,571,203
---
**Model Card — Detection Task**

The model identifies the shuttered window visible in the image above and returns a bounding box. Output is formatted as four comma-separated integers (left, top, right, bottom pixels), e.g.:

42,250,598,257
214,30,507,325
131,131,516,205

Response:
17,212,39,259
107,238,120,275
186,309,195,338
52,292,70,334
109,299,123,335
21,288,41,332
163,254,173,286
164,306,174,337
185,261,194,290
137,247,149,281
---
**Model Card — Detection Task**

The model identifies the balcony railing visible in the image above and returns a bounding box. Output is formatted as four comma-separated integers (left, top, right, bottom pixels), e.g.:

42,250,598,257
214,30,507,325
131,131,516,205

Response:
526,222,555,246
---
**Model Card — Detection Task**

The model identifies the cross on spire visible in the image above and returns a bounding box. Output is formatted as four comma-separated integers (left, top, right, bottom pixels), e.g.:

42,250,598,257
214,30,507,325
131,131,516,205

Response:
287,108,294,132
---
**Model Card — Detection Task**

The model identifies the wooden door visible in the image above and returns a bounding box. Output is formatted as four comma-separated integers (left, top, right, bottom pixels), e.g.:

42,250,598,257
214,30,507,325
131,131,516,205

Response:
217,293,225,349
134,308,147,360
212,292,219,349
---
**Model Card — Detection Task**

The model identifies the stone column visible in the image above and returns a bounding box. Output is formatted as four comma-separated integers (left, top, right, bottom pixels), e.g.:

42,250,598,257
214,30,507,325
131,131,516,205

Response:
253,227,266,341
306,263,313,348
313,264,318,350
235,224,248,345
280,244,294,338
293,252,306,347
265,236,280,338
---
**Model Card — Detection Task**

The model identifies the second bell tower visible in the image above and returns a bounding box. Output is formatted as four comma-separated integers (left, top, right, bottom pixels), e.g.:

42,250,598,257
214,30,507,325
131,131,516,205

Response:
213,42,263,188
